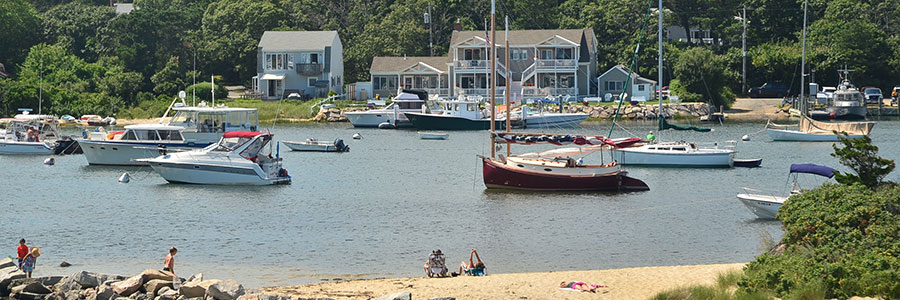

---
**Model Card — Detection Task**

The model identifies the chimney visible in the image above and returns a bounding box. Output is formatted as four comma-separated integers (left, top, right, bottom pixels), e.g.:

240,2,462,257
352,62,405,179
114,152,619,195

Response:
454,18,462,32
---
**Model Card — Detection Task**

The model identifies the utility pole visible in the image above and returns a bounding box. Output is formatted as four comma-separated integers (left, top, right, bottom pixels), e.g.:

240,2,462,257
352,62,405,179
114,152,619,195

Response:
39,46,43,115
742,7,747,98
428,5,434,56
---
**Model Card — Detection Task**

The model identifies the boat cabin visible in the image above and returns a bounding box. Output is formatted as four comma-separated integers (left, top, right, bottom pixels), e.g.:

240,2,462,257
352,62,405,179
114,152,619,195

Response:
437,99,488,119
1,116,59,142
117,125,185,142
644,143,698,152
833,81,862,106
167,105,260,144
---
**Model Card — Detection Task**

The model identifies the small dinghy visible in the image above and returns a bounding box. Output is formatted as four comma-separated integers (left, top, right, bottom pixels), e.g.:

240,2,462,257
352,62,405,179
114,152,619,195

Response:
282,138,350,152
418,132,449,140
734,158,762,168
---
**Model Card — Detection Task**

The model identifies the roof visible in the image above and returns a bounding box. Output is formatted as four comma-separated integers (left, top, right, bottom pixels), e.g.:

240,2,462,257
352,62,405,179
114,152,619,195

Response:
124,124,184,130
598,65,657,84
113,3,134,14
172,106,257,113
258,31,339,51
449,29,595,46
370,56,451,74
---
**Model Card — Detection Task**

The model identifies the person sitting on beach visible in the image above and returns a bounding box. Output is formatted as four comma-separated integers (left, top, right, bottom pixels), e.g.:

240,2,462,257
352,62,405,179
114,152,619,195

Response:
423,249,449,278
559,281,606,292
21,247,40,278
163,247,177,276
16,239,28,269
455,248,486,276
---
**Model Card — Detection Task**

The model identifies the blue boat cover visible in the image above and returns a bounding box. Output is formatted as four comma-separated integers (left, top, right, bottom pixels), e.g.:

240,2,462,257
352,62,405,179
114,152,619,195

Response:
789,163,835,178
535,98,559,104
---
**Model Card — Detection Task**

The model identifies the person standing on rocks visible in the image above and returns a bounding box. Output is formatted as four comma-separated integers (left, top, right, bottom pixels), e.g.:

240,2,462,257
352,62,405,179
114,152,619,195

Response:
16,239,28,269
163,247,177,276
21,247,40,278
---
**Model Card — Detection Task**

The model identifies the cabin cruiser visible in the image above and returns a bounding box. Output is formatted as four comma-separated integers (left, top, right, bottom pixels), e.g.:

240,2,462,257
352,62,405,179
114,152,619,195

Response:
610,141,735,167
825,79,867,120
344,90,430,128
0,113,61,155
141,131,290,185
405,97,514,130
518,106,588,129
737,163,834,219
79,124,199,166
164,102,260,146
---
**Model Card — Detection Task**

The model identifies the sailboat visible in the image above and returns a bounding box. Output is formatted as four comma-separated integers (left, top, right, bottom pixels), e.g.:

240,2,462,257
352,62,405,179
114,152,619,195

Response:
764,1,874,142
479,4,649,192
608,0,734,167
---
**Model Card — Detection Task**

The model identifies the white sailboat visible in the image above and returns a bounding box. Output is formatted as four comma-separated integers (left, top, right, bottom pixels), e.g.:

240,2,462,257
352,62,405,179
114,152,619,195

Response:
608,0,734,167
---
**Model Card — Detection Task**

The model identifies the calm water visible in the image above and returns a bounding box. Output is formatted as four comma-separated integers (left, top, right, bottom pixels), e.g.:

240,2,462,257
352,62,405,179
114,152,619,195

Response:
2,120,899,288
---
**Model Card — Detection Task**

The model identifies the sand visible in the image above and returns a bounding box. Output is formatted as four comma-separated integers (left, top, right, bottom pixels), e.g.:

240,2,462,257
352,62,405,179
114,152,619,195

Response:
263,263,746,300
725,98,790,121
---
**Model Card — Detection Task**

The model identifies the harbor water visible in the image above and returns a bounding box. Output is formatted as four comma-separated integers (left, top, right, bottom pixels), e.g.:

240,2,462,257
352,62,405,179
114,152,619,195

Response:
2,121,899,288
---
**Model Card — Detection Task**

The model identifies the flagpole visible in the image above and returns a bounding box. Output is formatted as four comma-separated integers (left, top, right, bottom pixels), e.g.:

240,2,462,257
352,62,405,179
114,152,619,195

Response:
489,0,496,158
505,15,511,158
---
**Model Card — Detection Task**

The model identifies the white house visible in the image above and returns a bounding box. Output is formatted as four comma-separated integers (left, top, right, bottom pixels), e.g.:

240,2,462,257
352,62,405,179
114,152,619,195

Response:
597,65,657,102
253,31,344,100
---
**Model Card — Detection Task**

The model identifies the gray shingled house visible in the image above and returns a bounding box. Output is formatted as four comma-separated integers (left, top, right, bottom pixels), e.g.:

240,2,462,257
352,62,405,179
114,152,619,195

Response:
253,31,343,100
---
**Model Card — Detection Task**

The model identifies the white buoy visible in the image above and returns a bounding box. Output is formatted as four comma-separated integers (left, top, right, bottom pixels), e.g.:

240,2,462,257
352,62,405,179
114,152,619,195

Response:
352,133,362,140
741,134,750,141
43,157,55,165
118,172,130,183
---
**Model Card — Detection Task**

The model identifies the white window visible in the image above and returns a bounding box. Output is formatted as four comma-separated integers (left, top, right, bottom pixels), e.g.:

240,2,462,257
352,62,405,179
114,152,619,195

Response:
539,49,553,60
519,49,529,60
288,54,294,70
265,53,292,71
638,84,645,91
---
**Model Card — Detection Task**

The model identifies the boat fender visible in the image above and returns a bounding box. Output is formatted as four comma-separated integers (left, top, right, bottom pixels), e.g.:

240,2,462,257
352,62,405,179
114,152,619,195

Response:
741,134,750,141
43,157,55,165
377,122,395,129
81,129,88,139
352,133,362,139
118,172,130,183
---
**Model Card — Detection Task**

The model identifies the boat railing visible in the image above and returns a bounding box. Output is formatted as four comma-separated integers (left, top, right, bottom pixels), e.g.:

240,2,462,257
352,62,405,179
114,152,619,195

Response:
310,93,347,115
741,187,785,200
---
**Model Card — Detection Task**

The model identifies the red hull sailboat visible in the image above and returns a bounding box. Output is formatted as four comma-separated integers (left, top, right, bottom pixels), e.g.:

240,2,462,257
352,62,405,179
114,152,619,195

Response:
482,156,649,191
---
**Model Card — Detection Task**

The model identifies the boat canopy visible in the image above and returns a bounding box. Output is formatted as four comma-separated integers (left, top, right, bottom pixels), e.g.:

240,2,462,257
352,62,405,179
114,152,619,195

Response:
223,131,262,139
799,115,874,136
789,163,835,178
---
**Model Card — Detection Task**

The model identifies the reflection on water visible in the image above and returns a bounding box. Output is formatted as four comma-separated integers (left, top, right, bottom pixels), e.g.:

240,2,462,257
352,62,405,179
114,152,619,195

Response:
1,121,898,287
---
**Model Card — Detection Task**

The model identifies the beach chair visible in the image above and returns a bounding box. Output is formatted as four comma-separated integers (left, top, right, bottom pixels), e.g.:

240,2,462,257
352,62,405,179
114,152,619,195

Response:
425,251,448,277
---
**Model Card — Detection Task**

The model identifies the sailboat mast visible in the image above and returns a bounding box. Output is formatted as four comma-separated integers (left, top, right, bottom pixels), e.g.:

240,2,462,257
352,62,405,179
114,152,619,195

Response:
658,0,663,129
505,15,511,157
800,0,808,115
489,0,496,158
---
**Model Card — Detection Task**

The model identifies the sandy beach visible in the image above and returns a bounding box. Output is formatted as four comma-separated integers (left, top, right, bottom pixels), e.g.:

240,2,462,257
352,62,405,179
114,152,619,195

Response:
264,263,746,300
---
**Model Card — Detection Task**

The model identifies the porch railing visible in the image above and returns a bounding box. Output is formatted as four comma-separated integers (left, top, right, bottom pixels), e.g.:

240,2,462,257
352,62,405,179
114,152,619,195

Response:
522,87,578,97
535,59,577,70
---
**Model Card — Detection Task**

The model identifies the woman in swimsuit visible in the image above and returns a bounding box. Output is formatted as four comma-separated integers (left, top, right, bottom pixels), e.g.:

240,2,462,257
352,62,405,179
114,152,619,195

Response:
559,281,606,292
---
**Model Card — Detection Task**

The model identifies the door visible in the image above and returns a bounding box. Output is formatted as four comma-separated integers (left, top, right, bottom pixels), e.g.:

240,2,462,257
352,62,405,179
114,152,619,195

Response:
268,80,276,97
311,53,319,64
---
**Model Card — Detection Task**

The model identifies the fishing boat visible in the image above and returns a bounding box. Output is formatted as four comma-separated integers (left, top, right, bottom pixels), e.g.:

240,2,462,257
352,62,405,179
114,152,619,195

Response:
78,124,199,166
0,113,61,155
281,138,349,152
824,70,867,120
141,131,291,185
344,90,430,128
479,7,648,192
606,0,734,168
737,163,834,219
405,97,512,130
766,114,873,141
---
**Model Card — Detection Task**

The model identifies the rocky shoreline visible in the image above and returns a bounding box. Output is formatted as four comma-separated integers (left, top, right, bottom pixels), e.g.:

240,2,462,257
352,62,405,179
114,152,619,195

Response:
0,259,438,300
311,103,711,123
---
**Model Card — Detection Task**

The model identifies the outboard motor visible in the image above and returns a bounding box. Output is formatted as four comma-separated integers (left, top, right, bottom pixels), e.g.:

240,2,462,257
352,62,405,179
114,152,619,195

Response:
333,139,349,152
157,144,168,156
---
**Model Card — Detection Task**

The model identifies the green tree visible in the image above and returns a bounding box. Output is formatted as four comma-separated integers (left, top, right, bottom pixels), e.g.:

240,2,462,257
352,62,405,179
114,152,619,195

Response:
42,3,116,60
151,56,186,96
0,0,42,74
195,0,290,82
831,134,895,190
749,41,800,89
671,47,735,108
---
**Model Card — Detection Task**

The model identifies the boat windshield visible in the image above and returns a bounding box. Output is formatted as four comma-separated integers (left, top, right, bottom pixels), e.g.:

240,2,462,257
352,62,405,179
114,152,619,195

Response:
209,137,251,152
239,135,271,159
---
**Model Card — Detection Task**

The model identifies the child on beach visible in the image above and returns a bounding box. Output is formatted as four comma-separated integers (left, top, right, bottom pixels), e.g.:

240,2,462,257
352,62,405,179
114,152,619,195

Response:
163,247,177,276
16,239,28,269
21,248,40,278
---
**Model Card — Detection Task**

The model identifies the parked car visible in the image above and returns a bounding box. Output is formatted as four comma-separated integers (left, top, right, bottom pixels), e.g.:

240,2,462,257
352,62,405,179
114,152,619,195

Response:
748,82,790,98
816,86,836,104
862,87,882,105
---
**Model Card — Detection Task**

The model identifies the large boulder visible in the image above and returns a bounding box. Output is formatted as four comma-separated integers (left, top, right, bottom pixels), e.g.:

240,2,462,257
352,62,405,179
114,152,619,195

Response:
235,294,257,300
110,275,142,297
70,272,125,289
139,270,174,282
373,292,411,300
11,281,53,294
143,280,171,297
0,257,14,269
157,287,177,300
178,280,220,298
12,278,63,290
10,291,46,300
1,269,27,296
205,280,244,300
95,286,115,300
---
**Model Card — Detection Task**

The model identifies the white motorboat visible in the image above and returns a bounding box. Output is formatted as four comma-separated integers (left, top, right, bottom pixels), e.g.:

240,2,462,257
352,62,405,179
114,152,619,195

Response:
282,138,349,152
610,142,735,167
163,102,260,146
0,113,60,155
519,105,588,129
405,98,512,130
766,115,874,142
418,132,449,140
737,163,835,219
345,90,430,128
79,124,199,166
141,131,291,185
